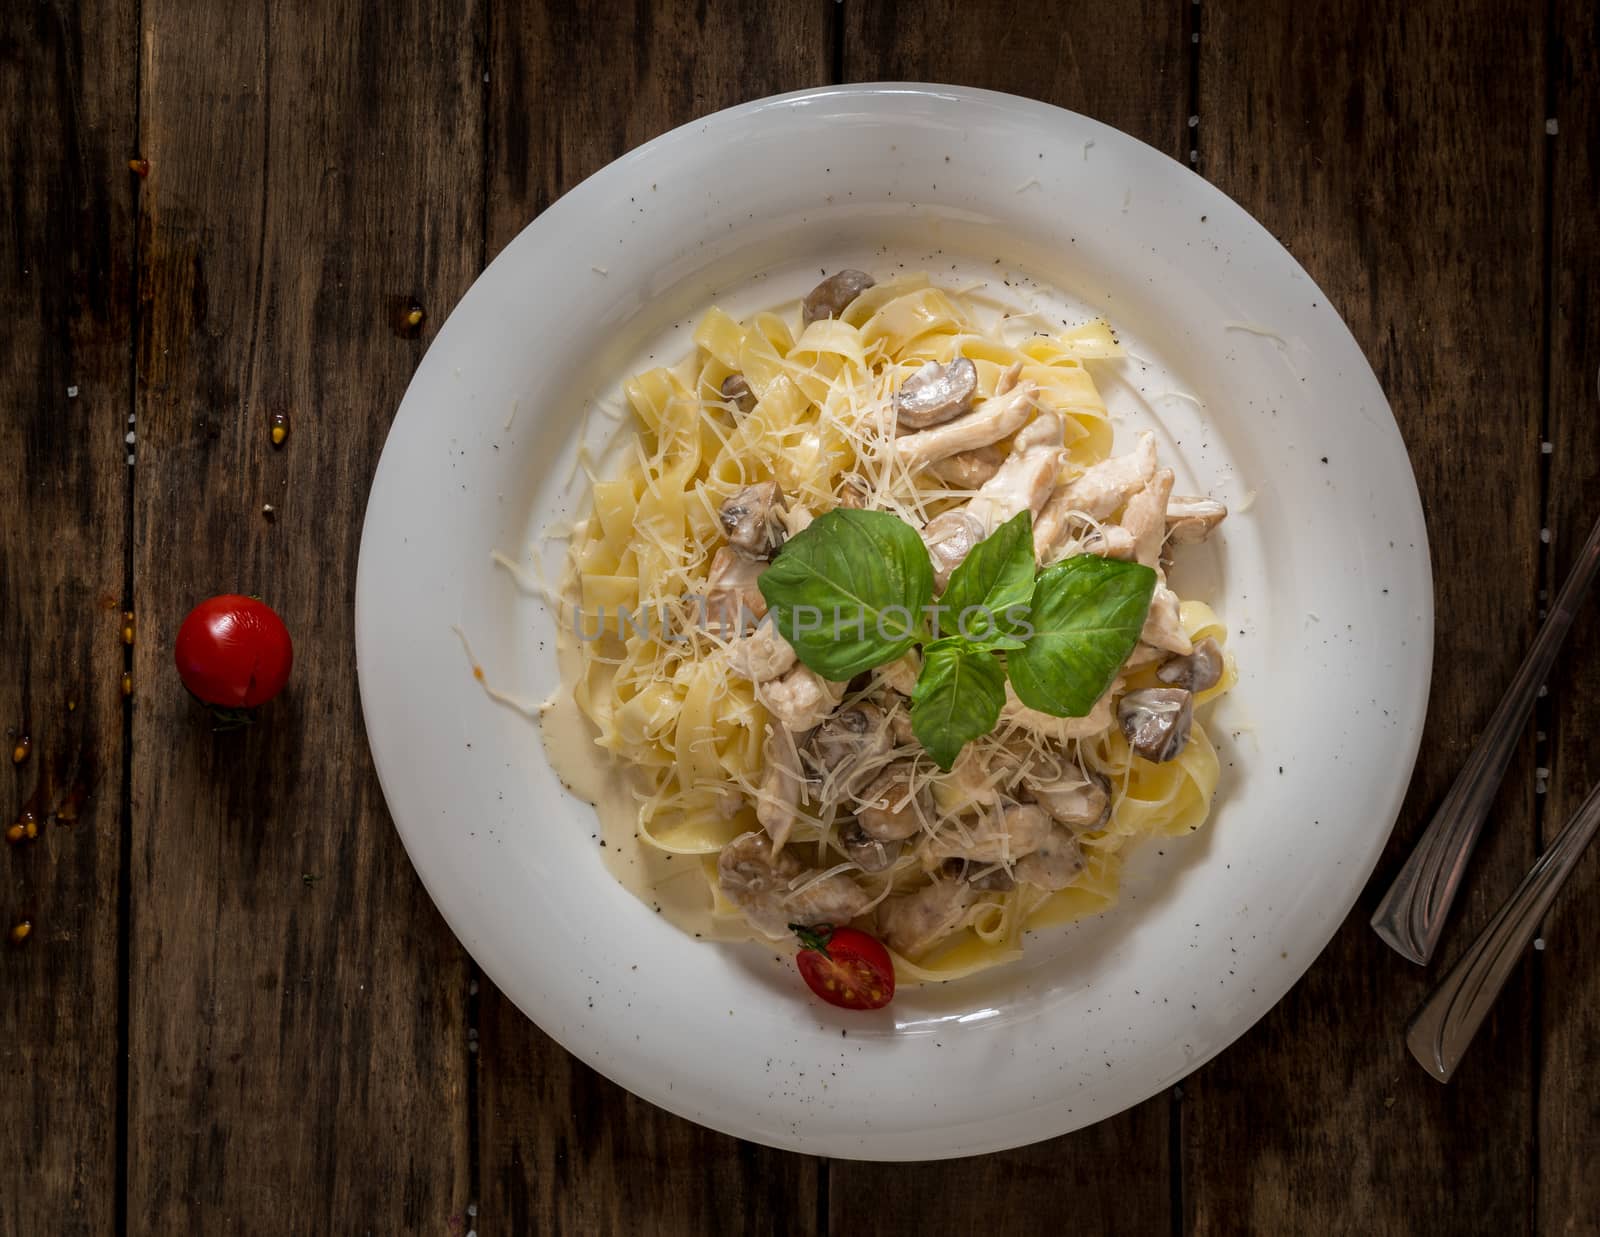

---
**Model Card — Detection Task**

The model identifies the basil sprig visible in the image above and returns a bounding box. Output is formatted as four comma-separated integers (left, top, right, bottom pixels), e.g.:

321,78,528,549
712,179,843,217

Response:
756,507,1156,769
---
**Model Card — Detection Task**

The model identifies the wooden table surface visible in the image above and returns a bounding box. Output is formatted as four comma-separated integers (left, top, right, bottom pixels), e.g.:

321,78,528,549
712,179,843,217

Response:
4,1,1597,1232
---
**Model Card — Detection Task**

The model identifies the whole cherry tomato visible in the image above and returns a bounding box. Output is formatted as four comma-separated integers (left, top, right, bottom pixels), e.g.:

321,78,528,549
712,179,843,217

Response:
791,923,895,1010
174,595,294,710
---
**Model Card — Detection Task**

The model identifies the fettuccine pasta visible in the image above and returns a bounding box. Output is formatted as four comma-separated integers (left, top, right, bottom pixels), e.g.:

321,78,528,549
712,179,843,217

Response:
549,271,1235,985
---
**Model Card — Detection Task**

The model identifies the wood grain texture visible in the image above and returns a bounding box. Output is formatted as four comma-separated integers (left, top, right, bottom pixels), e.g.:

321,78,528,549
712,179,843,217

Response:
476,3,829,1233
0,2,135,1234
127,2,482,1231
1184,3,1548,1234
832,4,1188,1231
841,0,1191,159
1538,3,1600,1234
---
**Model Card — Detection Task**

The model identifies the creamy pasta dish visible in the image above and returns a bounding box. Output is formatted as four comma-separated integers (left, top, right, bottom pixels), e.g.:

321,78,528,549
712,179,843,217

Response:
547,270,1234,993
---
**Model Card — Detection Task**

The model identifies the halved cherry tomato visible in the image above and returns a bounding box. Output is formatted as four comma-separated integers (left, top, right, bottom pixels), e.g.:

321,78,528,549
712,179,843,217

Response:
791,923,895,1010
174,595,294,710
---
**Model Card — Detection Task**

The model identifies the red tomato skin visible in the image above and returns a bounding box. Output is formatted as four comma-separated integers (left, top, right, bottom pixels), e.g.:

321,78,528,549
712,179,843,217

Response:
792,925,896,1010
174,595,294,708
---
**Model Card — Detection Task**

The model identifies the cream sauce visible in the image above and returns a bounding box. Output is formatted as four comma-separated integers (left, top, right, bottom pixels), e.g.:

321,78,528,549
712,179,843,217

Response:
539,625,751,942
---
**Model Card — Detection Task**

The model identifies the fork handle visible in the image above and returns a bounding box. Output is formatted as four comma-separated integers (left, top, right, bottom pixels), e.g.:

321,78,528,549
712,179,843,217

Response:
1371,513,1600,964
1407,778,1600,1081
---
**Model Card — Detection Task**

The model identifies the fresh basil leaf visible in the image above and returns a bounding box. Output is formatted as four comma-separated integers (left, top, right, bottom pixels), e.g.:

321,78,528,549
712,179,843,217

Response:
1007,555,1157,718
757,508,935,680
936,509,1036,642
911,642,1007,771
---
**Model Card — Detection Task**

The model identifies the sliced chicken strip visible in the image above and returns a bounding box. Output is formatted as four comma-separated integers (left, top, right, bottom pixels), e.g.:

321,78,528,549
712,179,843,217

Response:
924,802,1052,865
755,760,803,851
1140,581,1193,655
1060,431,1158,520
1079,524,1137,560
1119,467,1174,568
997,678,1123,745
782,504,815,537
1166,495,1227,545
759,664,846,732
727,622,798,683
877,652,920,697
878,877,976,960
896,382,1039,473
1034,431,1158,561
784,869,876,930
1014,827,1087,890
962,412,1067,535
718,831,871,938
705,547,767,634
930,444,1003,489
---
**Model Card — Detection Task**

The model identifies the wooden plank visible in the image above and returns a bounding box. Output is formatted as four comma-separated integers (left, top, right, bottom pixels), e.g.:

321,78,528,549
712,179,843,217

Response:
1538,3,1600,1233
841,0,1191,159
831,4,1188,1232
476,2,830,1233
0,2,135,1234
127,3,483,1231
1184,4,1547,1234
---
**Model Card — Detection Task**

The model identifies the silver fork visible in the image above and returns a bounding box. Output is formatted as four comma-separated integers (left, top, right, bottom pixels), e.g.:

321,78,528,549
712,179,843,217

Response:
1371,512,1600,964
1407,778,1600,1081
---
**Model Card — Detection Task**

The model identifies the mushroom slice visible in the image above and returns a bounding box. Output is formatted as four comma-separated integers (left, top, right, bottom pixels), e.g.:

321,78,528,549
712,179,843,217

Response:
705,547,767,634
1117,687,1194,763
944,858,1016,892
856,760,926,842
896,382,1039,473
1024,769,1112,831
921,508,986,592
925,802,1052,865
759,665,846,733
719,481,787,557
895,358,979,429
1014,828,1086,891
878,877,976,960
720,373,756,415
806,703,892,795
930,445,1004,489
839,820,901,873
727,622,798,683
718,831,868,937
802,269,875,326
1166,495,1228,545
1157,636,1223,694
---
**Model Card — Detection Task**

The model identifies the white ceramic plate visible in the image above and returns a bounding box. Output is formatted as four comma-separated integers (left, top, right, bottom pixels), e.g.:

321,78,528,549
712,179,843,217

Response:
356,85,1431,1159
